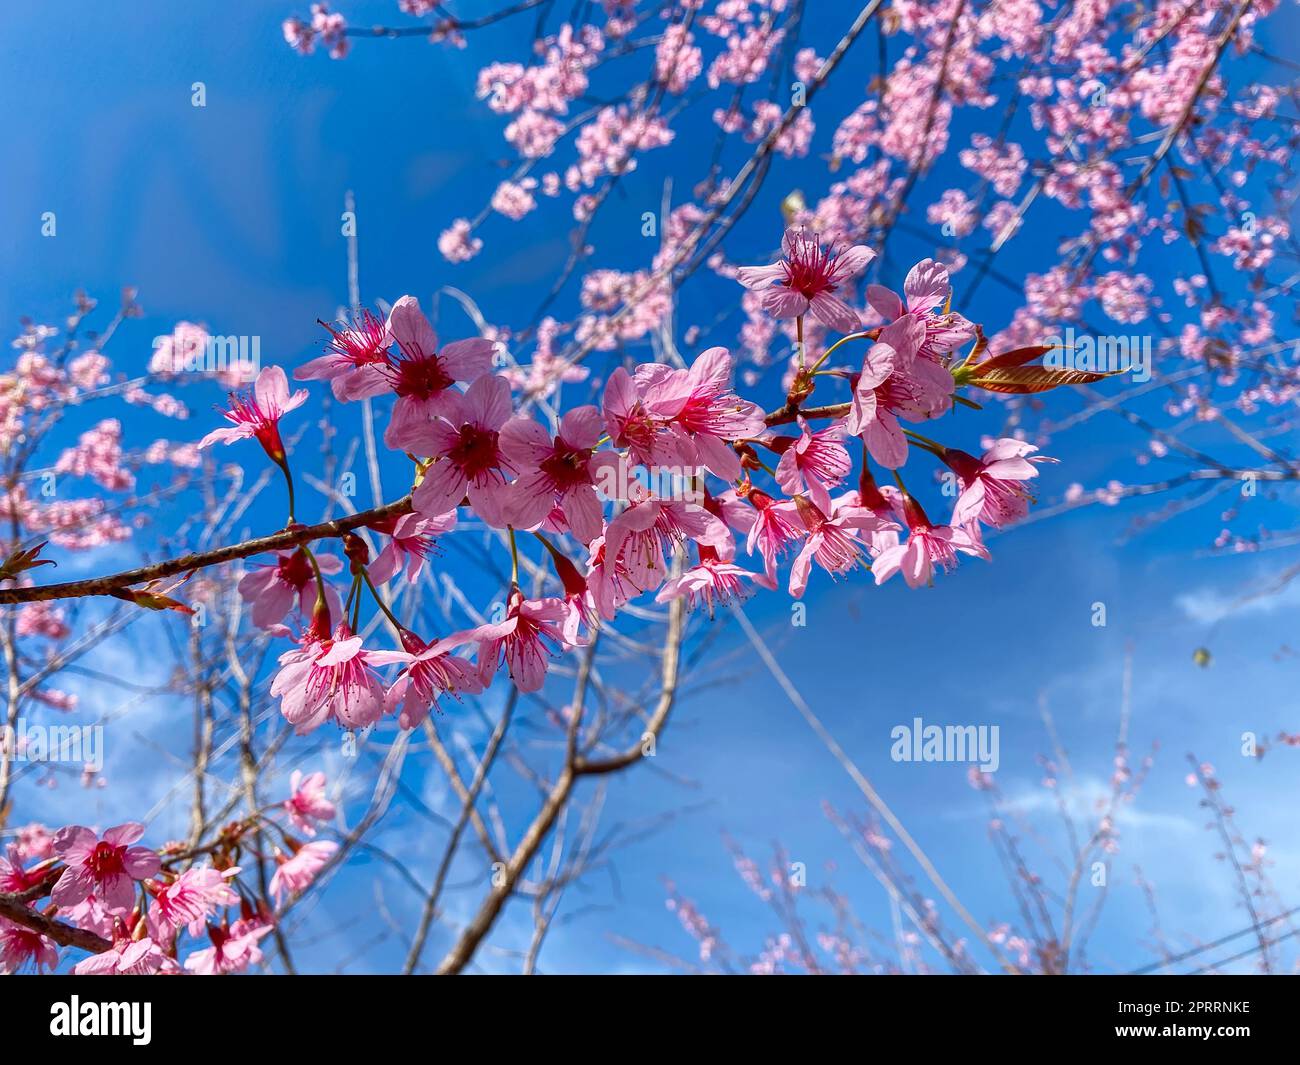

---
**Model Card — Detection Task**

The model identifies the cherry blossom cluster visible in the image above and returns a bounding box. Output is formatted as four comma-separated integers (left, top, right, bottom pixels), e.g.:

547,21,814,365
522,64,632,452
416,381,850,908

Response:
278,2,1298,542
0,772,336,975
189,230,1054,739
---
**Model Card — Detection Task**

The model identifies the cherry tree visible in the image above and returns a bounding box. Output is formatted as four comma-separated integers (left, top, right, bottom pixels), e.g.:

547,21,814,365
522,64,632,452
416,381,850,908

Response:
1,0,1296,975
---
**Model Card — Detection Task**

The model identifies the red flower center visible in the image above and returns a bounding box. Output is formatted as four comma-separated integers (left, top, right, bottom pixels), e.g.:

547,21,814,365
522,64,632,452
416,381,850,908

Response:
390,354,454,400
448,425,500,479
540,445,591,490
781,233,844,298
320,310,391,367
276,550,314,590
89,840,126,880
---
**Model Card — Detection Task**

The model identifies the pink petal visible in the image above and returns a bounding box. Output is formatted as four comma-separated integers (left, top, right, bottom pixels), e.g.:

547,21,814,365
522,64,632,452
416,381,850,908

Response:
498,417,554,468
388,296,438,356
558,405,603,449
412,460,469,518
734,262,784,289
440,338,496,383
903,259,952,311
254,366,291,411
809,293,861,333
761,288,810,320
103,822,145,848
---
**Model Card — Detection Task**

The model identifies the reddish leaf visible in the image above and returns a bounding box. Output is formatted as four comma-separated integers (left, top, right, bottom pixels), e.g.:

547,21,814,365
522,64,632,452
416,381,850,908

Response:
969,365,1121,394
976,344,1058,371
111,588,196,615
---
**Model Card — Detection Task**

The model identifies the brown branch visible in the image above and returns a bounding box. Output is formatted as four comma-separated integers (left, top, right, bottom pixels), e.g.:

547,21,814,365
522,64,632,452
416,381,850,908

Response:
0,884,112,955
433,596,685,974
763,401,852,429
0,495,414,606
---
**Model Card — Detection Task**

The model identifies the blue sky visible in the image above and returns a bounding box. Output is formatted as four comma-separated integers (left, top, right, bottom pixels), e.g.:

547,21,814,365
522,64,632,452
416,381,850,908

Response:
3,1,1299,974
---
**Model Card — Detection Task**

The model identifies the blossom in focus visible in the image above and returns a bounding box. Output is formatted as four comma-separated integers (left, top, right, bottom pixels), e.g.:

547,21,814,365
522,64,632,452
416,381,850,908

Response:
656,544,771,615
198,366,307,462
51,822,161,915
866,259,975,361
500,405,606,544
368,511,456,585
382,628,483,729
296,309,393,400
380,296,495,448
270,624,408,734
944,439,1054,530
238,548,343,630
872,492,987,589
736,228,875,332
772,417,852,515
741,488,804,583
470,588,569,693
405,374,515,528
787,495,884,598
604,494,730,594
656,347,766,481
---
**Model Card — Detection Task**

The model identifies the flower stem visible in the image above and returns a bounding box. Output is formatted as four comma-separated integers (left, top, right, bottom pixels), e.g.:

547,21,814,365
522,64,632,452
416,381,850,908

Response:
302,545,329,621
902,428,947,455
275,457,297,526
362,569,405,633
809,329,872,374
507,526,520,586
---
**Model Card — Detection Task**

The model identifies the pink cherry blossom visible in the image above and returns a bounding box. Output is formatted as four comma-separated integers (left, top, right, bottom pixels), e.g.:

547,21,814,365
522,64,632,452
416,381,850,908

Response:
601,367,696,470
0,918,58,974
787,496,886,598
198,366,307,461
773,417,853,515
846,316,953,469
270,624,408,734
295,308,393,400
945,440,1055,529
238,548,343,629
147,865,240,941
872,494,988,589
736,228,875,332
383,629,484,729
283,770,336,835
0,844,45,894
405,374,516,528
379,296,495,449
183,917,274,975
604,495,730,594
867,259,975,360
270,840,337,905
470,589,569,693
51,822,161,915
657,347,767,481
741,488,805,582
656,544,771,615
74,931,173,975
367,511,456,584
584,535,632,622
500,406,606,543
